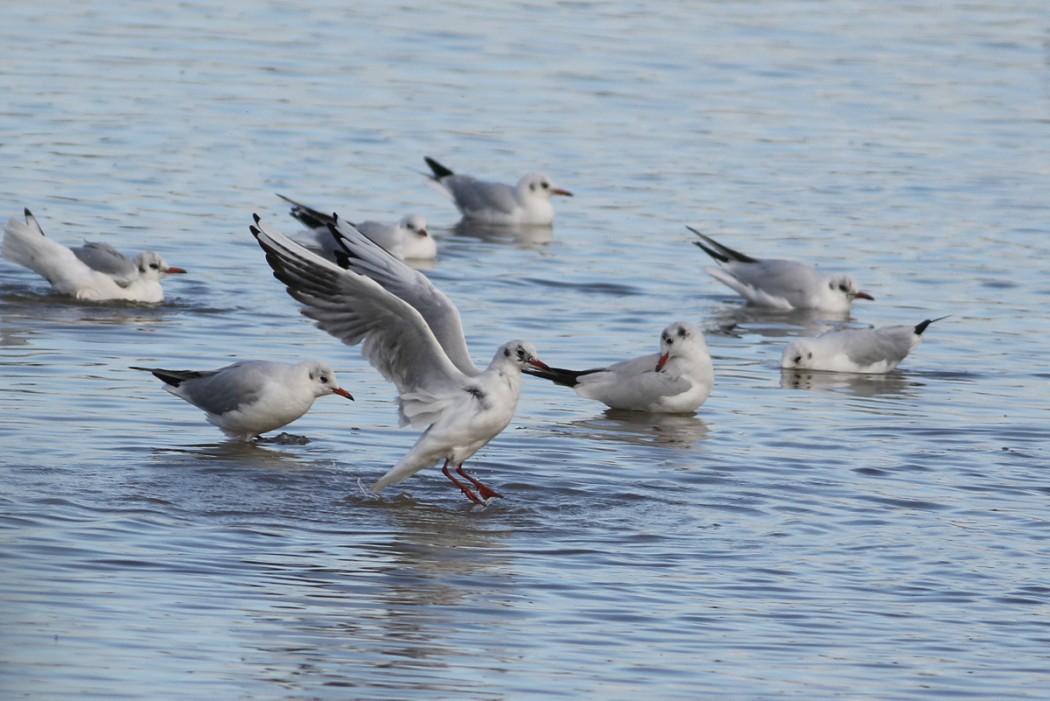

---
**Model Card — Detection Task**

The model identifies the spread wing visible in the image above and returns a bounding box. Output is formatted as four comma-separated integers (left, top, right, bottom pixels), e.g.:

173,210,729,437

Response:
250,216,466,408
327,215,477,376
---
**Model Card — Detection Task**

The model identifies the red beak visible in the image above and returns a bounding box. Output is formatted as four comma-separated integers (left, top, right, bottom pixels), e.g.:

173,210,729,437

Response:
655,352,670,372
165,267,188,274
528,358,550,371
853,291,874,301
551,188,573,197
332,387,355,401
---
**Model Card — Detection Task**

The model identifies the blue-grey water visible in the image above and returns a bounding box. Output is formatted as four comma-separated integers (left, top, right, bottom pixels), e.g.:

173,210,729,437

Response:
2,1,1049,699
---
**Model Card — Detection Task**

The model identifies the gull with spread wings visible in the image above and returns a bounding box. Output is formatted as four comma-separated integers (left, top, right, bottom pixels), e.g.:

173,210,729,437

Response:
250,214,549,505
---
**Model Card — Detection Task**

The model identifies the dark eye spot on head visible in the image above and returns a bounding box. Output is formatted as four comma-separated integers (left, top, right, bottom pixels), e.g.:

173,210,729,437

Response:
838,283,848,292
320,374,329,384
541,181,549,189
793,354,802,364
504,348,511,357
807,352,813,359
677,327,687,339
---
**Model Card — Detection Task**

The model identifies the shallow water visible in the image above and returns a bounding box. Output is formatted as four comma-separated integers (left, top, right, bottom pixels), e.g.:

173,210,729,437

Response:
2,1,1049,698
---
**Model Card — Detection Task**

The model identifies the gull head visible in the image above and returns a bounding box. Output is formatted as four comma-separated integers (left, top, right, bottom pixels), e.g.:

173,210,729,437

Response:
518,173,573,199
656,321,706,371
135,251,186,279
301,360,354,400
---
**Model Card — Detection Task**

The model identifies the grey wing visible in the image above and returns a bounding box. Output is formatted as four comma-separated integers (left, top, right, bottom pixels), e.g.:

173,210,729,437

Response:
251,216,465,397
448,177,519,215
328,216,477,375
175,362,269,415
72,241,137,283
840,327,914,366
733,259,822,300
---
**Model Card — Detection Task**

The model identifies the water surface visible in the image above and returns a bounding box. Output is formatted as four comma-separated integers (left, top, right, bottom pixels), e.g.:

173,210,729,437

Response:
2,1,1049,699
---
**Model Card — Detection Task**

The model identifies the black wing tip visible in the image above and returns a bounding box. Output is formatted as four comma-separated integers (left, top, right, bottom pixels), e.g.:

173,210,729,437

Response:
424,156,454,179
691,239,729,264
524,365,589,388
914,315,950,335
24,207,33,217
686,226,756,264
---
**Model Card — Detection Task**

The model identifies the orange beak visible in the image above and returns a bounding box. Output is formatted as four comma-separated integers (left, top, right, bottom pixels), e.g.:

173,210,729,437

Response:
528,358,551,371
551,188,573,197
655,352,670,372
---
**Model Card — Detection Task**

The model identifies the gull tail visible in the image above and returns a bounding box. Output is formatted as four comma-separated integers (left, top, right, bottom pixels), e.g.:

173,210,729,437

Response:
130,366,213,387
2,208,81,287
914,315,950,336
686,226,758,264
424,156,455,180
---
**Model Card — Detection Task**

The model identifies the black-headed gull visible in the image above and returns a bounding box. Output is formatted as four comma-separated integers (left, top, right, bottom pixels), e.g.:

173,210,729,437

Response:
424,156,572,226
780,317,947,373
688,227,873,313
2,208,186,303
132,360,353,441
277,194,435,261
250,214,550,505
525,321,715,414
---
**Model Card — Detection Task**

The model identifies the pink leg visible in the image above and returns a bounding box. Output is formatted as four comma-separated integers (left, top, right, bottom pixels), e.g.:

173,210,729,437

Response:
457,464,503,500
442,460,484,505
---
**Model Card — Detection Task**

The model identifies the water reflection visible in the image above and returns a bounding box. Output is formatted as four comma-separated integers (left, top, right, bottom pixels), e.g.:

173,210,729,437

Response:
558,409,710,449
779,368,920,397
709,303,853,339
150,439,321,470
449,219,554,248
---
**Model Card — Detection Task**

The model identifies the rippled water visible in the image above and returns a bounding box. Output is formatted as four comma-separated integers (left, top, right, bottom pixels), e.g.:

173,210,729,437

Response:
2,1,1049,698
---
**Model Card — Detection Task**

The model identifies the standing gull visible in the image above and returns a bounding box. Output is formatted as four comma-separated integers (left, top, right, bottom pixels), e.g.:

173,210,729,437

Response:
688,226,873,313
250,214,549,505
780,317,947,373
424,156,572,226
132,360,353,441
526,321,714,414
3,208,186,303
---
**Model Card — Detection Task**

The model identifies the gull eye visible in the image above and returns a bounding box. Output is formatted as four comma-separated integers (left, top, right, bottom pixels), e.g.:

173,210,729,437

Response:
320,374,329,384
793,354,802,364
541,181,550,189
516,346,527,359
149,263,159,270
838,283,849,292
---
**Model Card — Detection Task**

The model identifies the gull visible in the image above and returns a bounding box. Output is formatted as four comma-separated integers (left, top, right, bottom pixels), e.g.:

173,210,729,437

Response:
525,321,714,414
688,226,873,313
277,194,435,261
780,317,948,373
424,156,572,226
250,214,550,505
2,208,186,303
132,360,353,441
